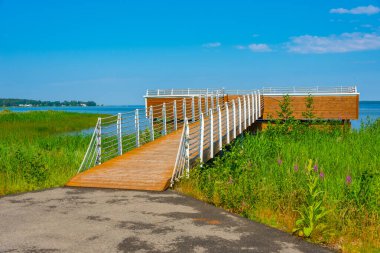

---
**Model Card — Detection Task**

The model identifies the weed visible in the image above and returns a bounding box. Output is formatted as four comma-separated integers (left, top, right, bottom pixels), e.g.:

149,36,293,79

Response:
293,159,330,238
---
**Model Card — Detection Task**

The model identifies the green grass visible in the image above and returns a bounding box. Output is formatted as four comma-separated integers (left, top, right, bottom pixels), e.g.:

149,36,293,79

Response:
176,120,380,252
0,110,101,195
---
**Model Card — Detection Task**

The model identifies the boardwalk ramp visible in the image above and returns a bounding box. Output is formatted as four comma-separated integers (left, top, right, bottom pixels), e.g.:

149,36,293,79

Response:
67,129,183,191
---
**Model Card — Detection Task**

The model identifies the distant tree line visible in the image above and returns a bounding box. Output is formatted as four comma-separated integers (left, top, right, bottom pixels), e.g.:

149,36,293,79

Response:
0,98,97,107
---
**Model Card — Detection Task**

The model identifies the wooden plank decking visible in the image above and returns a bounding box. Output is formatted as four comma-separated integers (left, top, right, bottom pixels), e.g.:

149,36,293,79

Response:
66,129,183,191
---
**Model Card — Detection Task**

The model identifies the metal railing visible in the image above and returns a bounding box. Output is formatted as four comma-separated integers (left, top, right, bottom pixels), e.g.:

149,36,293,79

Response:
170,90,263,186
261,86,357,95
224,89,257,95
146,86,358,97
78,94,226,173
146,88,224,97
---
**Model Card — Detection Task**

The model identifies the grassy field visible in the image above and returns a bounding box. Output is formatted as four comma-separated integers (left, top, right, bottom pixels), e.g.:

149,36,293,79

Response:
176,120,380,252
0,110,101,195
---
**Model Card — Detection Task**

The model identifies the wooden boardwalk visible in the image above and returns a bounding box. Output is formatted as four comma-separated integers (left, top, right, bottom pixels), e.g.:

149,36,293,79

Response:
66,91,262,192
67,87,358,192
66,129,183,191
67,100,255,191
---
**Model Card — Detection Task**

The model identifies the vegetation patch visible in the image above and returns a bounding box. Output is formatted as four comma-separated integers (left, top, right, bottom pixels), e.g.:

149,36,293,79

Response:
175,96,380,252
0,110,101,195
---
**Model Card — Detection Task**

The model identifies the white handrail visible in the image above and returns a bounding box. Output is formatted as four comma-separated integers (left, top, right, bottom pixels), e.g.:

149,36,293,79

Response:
199,113,204,163
77,119,100,173
261,86,357,94
146,86,357,98
170,118,188,186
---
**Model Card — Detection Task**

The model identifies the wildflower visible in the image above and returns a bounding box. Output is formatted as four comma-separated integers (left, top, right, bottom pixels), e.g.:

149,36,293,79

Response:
294,165,299,172
346,175,352,185
277,159,283,165
313,164,318,172
319,172,324,179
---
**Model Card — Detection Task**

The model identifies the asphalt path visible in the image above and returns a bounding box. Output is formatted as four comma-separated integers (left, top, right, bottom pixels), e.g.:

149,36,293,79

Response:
0,187,332,253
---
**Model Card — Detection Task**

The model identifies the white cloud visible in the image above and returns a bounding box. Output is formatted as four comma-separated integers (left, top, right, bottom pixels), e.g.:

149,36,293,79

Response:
248,43,272,52
330,5,380,15
287,32,380,54
202,42,221,48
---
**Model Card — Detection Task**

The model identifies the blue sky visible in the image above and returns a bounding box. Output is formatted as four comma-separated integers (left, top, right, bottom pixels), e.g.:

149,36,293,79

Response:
1,0,380,105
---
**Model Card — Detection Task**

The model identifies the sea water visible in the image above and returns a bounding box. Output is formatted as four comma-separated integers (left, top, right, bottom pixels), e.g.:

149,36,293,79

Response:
4,101,380,129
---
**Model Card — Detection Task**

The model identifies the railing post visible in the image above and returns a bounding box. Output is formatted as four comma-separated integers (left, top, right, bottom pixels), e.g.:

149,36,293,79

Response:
191,97,195,122
117,113,122,155
216,94,220,108
135,109,140,147
173,100,177,131
243,96,247,130
185,119,190,177
209,108,214,159
205,95,209,116
218,105,222,151
149,106,154,141
255,91,259,120
238,97,242,134
258,90,261,117
198,95,202,120
225,102,230,144
199,113,204,163
251,93,255,123
182,98,186,122
232,100,236,139
162,103,167,135
247,95,251,126
211,95,214,109
95,117,102,165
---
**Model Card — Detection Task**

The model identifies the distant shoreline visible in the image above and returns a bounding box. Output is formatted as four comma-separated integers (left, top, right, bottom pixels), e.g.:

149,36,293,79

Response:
0,105,99,108
0,98,97,107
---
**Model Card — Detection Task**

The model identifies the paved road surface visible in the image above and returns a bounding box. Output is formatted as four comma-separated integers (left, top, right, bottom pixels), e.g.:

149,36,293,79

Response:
0,188,332,253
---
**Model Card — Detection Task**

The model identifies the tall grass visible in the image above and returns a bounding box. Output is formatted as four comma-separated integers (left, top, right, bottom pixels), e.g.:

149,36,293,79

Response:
176,120,380,252
0,110,101,195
